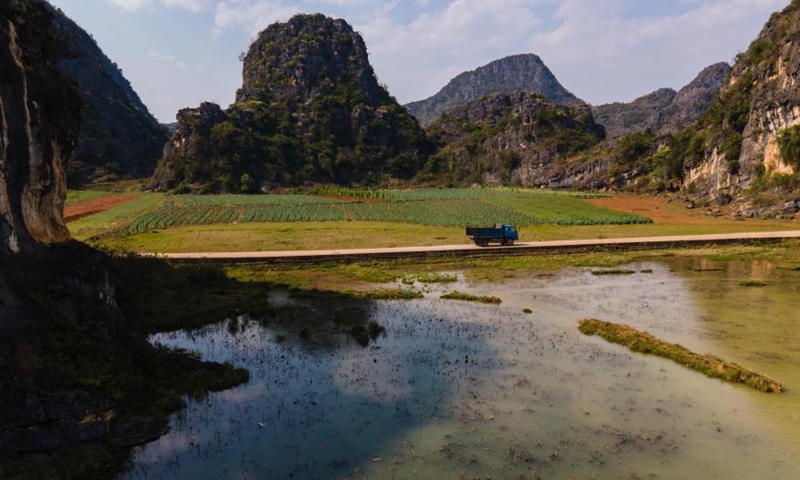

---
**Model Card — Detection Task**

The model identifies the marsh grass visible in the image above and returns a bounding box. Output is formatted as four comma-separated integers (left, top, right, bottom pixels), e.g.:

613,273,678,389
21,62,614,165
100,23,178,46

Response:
349,321,386,346
401,272,458,285
441,291,502,304
578,319,782,393
360,288,424,300
740,280,768,287
591,269,637,276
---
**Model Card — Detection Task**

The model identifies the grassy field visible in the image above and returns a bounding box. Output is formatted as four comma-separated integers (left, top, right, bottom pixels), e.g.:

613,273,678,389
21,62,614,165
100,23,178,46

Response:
102,189,650,236
66,186,799,253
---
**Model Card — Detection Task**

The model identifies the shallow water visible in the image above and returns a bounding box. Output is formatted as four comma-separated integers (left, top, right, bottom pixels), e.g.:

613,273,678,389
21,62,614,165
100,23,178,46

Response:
121,260,800,479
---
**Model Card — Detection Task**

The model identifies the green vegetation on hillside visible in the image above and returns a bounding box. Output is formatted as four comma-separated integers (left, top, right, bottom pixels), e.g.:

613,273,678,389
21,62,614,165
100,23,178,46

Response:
777,125,800,168
154,14,432,193
420,92,605,186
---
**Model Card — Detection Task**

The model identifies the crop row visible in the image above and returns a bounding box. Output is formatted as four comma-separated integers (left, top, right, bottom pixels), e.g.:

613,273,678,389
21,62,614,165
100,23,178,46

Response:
174,194,336,206
344,199,539,227
111,195,650,237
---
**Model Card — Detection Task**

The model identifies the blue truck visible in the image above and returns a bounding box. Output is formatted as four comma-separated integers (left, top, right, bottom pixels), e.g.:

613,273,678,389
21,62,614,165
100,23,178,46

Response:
466,224,519,247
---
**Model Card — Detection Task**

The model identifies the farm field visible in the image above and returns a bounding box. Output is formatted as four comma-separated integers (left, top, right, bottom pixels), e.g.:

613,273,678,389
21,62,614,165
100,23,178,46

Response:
66,187,800,253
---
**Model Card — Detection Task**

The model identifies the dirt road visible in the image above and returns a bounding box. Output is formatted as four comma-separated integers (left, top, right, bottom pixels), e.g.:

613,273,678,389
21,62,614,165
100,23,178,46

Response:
151,230,800,264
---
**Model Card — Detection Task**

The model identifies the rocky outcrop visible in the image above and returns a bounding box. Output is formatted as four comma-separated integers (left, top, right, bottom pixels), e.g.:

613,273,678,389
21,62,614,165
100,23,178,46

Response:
421,92,605,186
406,54,582,127
665,63,732,133
593,63,731,138
0,0,124,463
0,1,81,256
0,3,245,476
679,0,800,201
47,4,168,185
153,14,431,192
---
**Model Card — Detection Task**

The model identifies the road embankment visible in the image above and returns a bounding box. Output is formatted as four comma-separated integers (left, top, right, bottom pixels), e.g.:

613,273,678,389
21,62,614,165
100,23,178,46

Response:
149,230,800,265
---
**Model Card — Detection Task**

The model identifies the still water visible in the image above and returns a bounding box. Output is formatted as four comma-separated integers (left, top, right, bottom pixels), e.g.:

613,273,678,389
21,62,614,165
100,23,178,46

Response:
121,259,800,479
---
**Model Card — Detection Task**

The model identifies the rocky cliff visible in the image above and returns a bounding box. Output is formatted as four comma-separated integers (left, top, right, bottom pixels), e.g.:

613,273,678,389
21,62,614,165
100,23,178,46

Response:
153,14,431,192
0,0,80,256
48,4,168,186
405,54,582,127
0,3,244,476
673,0,800,210
0,0,123,465
420,92,605,186
593,63,731,138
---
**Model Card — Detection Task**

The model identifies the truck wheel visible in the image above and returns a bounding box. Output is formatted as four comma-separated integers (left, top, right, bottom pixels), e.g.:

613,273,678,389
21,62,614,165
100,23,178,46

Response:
507,239,515,246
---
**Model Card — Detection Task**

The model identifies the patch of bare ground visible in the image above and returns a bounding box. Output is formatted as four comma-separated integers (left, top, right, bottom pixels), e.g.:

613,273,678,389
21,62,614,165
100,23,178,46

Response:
64,195,140,223
583,194,708,224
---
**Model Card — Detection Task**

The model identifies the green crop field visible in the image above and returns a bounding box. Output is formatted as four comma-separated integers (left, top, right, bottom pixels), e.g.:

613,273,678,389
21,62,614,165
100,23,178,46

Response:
97,188,650,237
65,186,800,253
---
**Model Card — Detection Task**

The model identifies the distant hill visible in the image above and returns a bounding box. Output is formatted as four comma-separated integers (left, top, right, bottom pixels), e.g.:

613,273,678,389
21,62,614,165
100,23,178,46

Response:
568,0,800,212
405,54,582,127
420,91,605,187
153,14,431,193
48,5,168,186
593,62,731,138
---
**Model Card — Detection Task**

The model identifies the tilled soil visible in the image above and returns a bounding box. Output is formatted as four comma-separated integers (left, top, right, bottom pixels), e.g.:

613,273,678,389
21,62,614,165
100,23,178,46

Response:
64,195,140,223
584,194,707,224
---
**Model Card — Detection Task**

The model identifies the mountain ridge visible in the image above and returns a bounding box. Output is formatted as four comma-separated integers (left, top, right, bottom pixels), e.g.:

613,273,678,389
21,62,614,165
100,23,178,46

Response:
48,4,169,185
405,54,582,127
592,62,731,139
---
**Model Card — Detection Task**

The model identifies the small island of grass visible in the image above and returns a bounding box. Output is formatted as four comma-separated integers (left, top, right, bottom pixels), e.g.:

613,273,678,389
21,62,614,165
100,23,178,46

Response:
578,319,782,393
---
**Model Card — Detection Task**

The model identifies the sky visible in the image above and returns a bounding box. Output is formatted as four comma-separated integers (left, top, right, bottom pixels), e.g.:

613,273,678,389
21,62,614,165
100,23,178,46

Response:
47,0,791,123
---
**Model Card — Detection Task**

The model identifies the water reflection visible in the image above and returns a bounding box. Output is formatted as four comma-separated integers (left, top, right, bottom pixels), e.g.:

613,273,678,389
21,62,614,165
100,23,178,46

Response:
122,263,800,479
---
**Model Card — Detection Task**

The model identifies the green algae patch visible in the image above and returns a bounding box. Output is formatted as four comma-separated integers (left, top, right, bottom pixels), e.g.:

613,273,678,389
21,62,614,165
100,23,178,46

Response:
441,291,502,305
578,319,783,393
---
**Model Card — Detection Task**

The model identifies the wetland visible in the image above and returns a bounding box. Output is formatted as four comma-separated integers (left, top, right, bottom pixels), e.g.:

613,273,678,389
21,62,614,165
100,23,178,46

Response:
117,255,800,479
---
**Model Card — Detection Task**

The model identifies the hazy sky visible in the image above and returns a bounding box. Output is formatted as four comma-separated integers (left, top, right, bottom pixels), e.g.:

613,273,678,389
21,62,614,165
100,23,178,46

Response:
48,0,790,123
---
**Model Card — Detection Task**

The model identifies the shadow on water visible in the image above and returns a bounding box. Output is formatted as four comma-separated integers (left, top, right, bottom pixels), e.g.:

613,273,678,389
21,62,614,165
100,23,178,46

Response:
111,259,800,480
116,291,502,480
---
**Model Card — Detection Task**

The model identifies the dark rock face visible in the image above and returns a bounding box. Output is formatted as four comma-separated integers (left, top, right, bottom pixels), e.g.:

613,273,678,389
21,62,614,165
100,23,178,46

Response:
0,0,126,463
593,62,731,138
237,15,383,106
406,54,583,127
0,4,243,475
47,4,168,185
0,0,81,256
154,14,431,192
422,91,605,186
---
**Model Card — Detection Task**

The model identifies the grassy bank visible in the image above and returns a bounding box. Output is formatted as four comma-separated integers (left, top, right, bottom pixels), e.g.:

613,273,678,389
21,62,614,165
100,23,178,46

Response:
220,240,800,290
578,319,783,393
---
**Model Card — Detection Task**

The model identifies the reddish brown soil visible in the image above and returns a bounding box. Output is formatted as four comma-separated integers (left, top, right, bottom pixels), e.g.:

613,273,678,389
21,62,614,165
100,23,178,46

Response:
584,194,706,224
64,195,140,223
